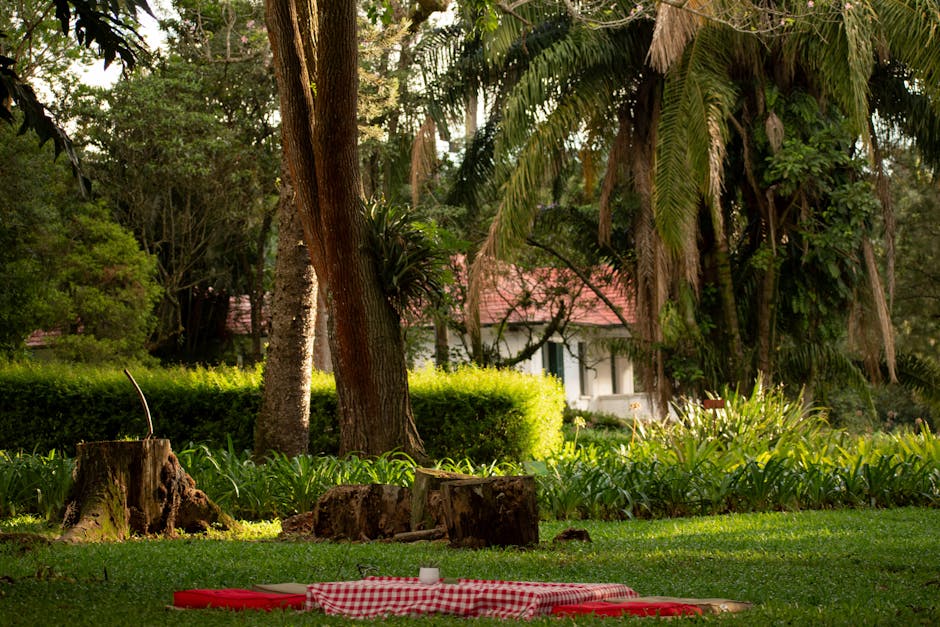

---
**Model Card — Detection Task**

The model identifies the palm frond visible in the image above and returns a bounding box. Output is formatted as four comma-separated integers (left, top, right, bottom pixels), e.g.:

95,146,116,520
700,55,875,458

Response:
649,1,704,72
788,9,874,150
410,116,437,208
869,62,940,168
496,26,624,156
485,1,566,66
876,0,940,107
653,24,738,285
778,342,871,394
445,118,499,212
895,352,940,408
488,75,616,260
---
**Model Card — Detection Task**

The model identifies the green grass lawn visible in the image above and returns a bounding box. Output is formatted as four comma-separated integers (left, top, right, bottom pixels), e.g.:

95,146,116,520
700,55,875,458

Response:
2,508,938,625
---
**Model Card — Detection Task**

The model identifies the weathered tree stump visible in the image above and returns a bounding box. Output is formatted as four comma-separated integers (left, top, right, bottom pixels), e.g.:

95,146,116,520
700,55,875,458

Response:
279,511,316,538
441,476,539,548
59,439,234,543
411,467,474,531
312,484,411,541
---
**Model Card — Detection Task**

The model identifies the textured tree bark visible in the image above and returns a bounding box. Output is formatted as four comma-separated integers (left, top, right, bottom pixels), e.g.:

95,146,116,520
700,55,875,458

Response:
265,0,423,458
710,217,747,383
59,439,233,543
313,289,332,371
441,476,539,548
313,1,418,458
410,467,473,531
254,165,317,459
311,484,412,541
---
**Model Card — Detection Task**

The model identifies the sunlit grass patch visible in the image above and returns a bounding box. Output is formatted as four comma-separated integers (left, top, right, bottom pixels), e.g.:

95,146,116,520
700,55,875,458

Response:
2,509,937,625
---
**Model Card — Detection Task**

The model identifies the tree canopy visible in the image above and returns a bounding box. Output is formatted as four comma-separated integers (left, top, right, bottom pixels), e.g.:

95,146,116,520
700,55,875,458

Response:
1,0,152,187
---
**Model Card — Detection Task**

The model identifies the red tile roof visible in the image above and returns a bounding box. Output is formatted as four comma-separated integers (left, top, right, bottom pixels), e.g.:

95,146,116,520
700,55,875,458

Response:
474,264,635,328
225,294,270,336
222,263,634,336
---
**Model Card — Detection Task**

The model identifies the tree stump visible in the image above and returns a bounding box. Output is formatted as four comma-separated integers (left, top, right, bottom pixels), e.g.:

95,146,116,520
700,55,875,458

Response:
59,439,234,543
440,476,539,548
411,467,474,531
312,484,411,541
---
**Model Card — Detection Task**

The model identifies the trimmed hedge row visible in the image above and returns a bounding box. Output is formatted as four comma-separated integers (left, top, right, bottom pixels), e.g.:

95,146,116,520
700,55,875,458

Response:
0,363,565,462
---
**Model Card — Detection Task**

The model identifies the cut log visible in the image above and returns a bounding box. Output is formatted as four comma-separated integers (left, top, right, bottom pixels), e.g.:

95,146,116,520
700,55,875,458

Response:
392,527,446,543
59,439,234,543
440,476,539,548
411,467,474,531
312,484,411,541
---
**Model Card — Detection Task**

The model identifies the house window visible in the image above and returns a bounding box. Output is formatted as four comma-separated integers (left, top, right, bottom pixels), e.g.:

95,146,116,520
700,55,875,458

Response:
610,350,619,394
578,342,588,396
543,341,565,383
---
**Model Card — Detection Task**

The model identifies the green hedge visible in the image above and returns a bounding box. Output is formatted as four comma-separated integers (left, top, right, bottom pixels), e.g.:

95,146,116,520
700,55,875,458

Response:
0,363,564,462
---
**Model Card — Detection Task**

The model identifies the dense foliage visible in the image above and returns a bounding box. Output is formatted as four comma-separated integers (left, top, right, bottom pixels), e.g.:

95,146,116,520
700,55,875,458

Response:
66,0,279,364
2,379,936,521
0,363,564,462
423,2,940,418
0,119,161,362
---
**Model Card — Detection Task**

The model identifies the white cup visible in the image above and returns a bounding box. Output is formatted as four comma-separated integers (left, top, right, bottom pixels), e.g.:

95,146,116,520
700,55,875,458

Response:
419,567,440,584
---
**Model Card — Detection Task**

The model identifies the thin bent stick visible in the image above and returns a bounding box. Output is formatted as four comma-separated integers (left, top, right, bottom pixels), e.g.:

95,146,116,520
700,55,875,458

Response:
124,368,153,439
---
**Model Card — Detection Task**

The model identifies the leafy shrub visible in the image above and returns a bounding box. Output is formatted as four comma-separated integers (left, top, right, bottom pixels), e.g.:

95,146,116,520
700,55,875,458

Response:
410,366,565,461
872,383,935,431
2,428,938,522
0,449,73,520
0,362,262,454
651,378,827,452
5,368,934,523
0,362,564,463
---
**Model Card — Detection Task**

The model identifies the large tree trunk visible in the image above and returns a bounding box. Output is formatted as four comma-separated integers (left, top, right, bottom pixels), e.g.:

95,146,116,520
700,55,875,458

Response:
60,439,233,543
312,1,423,458
313,289,332,371
756,249,777,378
264,0,423,458
254,164,318,458
247,210,275,366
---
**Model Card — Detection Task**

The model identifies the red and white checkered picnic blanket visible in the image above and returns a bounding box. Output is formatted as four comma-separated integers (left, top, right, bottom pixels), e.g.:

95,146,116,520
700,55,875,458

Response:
304,576,637,619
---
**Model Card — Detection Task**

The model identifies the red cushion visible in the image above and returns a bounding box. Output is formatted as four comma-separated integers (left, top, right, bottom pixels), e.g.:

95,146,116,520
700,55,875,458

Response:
173,588,306,610
552,600,704,617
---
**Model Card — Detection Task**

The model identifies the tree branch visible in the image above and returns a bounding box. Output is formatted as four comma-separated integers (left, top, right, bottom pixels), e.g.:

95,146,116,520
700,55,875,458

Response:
526,237,634,330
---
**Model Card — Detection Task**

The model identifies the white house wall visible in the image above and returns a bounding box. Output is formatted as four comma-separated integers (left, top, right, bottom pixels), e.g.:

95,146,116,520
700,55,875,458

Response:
410,325,656,420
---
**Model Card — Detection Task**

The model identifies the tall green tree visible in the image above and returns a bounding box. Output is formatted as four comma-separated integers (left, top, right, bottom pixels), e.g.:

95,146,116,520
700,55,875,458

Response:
0,115,160,361
74,0,279,363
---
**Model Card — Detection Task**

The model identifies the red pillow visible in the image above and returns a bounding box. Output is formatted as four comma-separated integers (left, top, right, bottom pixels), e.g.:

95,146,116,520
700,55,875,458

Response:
173,588,306,610
552,600,703,617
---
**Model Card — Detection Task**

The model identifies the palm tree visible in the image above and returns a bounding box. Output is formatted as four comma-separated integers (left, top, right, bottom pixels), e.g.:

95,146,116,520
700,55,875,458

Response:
441,1,940,411
648,0,940,387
